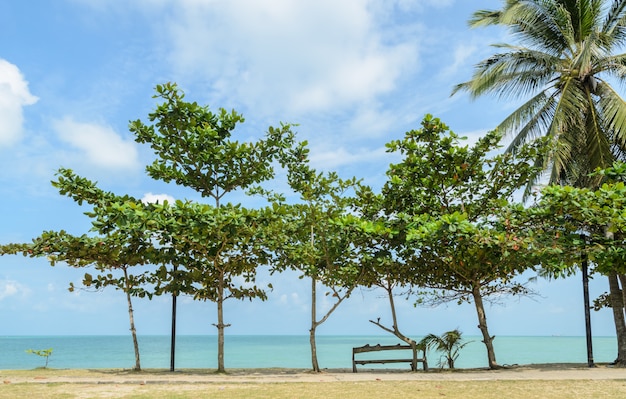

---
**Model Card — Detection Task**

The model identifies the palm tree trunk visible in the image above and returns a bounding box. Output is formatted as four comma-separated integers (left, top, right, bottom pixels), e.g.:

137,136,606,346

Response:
123,267,141,371
471,284,499,369
609,273,626,367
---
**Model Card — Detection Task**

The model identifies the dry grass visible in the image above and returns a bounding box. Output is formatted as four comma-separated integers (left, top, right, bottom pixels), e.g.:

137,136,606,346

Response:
1,368,625,399
1,380,626,399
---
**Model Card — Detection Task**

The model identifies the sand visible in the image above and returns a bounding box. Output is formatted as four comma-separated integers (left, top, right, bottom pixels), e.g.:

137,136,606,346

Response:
2,363,625,385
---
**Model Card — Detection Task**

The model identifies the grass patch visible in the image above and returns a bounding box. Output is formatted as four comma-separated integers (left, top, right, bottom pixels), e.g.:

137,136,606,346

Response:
1,380,626,399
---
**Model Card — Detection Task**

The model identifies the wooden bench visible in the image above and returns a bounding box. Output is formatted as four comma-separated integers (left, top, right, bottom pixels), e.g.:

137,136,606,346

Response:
352,343,428,372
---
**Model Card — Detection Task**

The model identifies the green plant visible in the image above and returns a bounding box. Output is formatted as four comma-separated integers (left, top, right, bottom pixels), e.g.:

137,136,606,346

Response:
419,329,470,369
26,348,53,368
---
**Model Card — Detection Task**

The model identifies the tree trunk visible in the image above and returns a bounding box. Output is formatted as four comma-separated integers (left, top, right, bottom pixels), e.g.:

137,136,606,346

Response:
471,284,499,369
608,273,626,367
123,267,141,371
215,273,229,373
309,274,358,372
369,283,420,371
310,276,320,372
581,254,594,367
170,290,177,372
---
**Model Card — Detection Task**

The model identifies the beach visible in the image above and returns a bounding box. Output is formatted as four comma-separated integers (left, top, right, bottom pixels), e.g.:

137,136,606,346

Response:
2,363,625,383
2,364,626,399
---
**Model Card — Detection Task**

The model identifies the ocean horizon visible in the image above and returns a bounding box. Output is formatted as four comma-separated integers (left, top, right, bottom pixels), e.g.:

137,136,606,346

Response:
0,335,618,370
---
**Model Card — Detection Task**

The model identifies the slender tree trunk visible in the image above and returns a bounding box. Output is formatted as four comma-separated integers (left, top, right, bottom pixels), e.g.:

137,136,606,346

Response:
309,276,358,372
471,284,499,369
216,282,226,373
123,267,141,371
581,254,594,367
170,289,177,372
310,276,320,372
608,273,626,367
369,283,420,371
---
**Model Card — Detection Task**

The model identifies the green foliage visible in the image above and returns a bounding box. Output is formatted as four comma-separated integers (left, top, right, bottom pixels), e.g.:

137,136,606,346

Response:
124,83,299,304
522,161,626,277
272,138,366,289
130,82,296,203
26,348,53,368
372,115,542,303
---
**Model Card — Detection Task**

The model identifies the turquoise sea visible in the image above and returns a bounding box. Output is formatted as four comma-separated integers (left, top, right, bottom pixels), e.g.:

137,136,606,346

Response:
0,335,618,370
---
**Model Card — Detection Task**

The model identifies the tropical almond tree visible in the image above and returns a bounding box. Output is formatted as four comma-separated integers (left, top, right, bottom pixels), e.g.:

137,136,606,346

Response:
127,82,297,372
370,115,543,369
271,139,366,372
1,169,157,371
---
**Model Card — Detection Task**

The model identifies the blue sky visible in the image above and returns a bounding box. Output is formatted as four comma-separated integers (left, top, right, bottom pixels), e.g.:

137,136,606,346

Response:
0,0,618,341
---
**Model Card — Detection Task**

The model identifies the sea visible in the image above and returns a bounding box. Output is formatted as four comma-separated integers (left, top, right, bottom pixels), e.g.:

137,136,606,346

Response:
0,335,619,370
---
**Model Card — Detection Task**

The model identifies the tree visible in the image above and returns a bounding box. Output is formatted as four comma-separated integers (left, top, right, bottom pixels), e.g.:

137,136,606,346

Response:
369,115,542,369
454,0,626,191
26,348,53,368
522,162,626,366
271,140,366,372
1,169,156,371
127,83,297,372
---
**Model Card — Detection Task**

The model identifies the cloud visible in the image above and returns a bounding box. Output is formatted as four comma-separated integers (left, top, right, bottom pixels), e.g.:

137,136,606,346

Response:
309,145,391,170
142,192,176,204
163,0,418,115
390,0,454,12
0,59,38,146
52,117,139,170
0,279,30,301
437,43,479,80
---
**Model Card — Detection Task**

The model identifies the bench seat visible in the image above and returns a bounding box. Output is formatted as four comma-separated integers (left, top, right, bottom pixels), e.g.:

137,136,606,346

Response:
352,344,428,372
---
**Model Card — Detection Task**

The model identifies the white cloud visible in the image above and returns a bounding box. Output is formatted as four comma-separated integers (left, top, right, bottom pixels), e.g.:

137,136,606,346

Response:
0,59,38,146
142,192,176,204
52,117,139,170
309,145,390,170
388,0,454,12
163,0,418,115
0,279,30,301
437,43,479,80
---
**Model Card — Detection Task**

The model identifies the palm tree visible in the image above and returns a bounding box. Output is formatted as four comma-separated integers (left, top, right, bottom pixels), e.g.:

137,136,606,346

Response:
453,0,626,366
419,329,470,369
453,0,626,191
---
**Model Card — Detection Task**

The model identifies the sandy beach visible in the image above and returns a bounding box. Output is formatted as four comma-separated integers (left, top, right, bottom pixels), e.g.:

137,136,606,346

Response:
2,364,625,399
2,363,625,384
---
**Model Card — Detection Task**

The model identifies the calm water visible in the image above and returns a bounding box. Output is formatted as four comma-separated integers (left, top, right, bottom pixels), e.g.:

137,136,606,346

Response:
0,335,618,370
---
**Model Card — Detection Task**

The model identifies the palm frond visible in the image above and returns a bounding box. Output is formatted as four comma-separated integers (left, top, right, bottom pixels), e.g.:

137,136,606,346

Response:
453,48,558,99
596,80,626,148
602,0,626,36
503,95,559,156
460,0,626,191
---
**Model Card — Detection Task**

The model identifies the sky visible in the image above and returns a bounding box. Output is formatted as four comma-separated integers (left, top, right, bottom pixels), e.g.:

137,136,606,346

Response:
0,0,620,343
